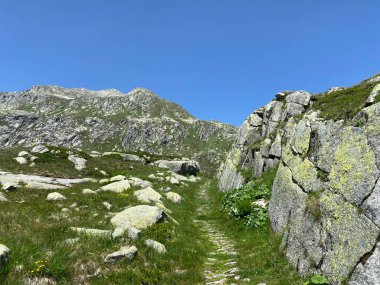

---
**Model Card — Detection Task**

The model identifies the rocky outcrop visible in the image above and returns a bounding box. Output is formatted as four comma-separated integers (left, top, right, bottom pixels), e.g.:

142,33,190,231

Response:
0,86,236,173
219,74,380,284
218,90,311,191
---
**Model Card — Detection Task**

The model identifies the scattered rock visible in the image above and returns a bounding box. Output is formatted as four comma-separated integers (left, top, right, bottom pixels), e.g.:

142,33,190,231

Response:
134,187,162,203
18,151,29,157
153,160,200,175
128,177,152,189
99,178,110,184
2,182,17,191
0,244,10,268
0,193,8,202
145,239,167,254
82,189,96,195
109,175,126,182
148,174,156,179
122,153,145,163
165,192,182,203
68,154,87,171
104,246,137,263
99,180,131,193
102,201,112,210
31,145,49,154
69,227,112,238
14,157,27,165
46,192,66,201
111,205,165,230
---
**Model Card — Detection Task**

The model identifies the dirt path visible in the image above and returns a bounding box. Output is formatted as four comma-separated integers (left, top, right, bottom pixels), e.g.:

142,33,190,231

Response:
194,182,244,285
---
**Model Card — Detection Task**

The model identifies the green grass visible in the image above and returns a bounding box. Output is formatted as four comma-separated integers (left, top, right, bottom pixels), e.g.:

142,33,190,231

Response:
311,81,377,121
0,165,211,284
204,180,305,285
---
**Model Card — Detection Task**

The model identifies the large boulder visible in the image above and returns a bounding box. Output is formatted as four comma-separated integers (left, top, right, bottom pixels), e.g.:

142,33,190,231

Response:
111,205,165,230
99,180,131,193
153,160,200,175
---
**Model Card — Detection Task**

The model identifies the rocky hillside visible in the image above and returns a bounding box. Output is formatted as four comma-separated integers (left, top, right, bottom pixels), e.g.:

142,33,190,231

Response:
0,86,236,173
218,73,380,284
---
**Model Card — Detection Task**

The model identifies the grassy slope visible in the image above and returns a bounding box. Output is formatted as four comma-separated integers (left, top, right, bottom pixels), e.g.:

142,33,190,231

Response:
0,148,212,285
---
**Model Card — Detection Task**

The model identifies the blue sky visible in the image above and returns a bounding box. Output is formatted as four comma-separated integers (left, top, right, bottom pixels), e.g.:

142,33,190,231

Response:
0,0,379,125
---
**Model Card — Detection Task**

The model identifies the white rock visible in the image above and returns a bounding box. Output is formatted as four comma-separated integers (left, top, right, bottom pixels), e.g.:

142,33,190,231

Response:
145,239,167,254
112,225,141,240
0,244,10,268
46,192,66,201
148,174,156,179
110,175,126,182
30,156,38,162
69,227,112,237
99,179,110,184
0,193,8,202
134,187,162,203
31,145,49,154
99,170,107,176
252,199,268,208
18,151,29,157
102,201,112,210
165,192,182,203
14,157,27,165
68,154,87,171
99,180,131,193
169,177,179,185
128,177,152,188
104,246,137,262
2,182,17,191
82,189,97,195
111,205,165,230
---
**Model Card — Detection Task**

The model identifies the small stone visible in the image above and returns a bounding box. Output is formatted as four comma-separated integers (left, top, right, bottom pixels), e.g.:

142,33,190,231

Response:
69,227,112,238
102,201,112,210
61,208,69,212
148,174,156,179
2,182,17,191
0,193,8,202
144,239,167,254
99,180,130,193
31,145,49,153
14,157,27,165
82,189,97,195
46,192,66,201
18,151,29,157
109,175,126,182
68,154,87,171
104,246,137,262
99,179,110,184
0,244,10,268
165,192,182,203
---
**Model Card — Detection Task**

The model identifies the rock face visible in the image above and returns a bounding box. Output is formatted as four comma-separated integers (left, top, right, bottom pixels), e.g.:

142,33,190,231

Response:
0,86,236,174
218,90,311,191
219,75,380,284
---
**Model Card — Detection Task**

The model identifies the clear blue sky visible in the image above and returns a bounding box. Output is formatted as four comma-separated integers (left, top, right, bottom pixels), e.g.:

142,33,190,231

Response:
1,1,379,125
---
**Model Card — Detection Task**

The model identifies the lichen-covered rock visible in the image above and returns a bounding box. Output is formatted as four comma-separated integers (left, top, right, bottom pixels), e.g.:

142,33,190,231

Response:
68,154,86,170
349,242,380,285
69,227,112,238
269,164,306,233
99,180,131,193
320,191,379,284
145,239,167,254
165,192,182,203
133,187,162,203
104,246,137,262
111,205,165,230
153,160,200,175
46,192,66,201
328,127,379,206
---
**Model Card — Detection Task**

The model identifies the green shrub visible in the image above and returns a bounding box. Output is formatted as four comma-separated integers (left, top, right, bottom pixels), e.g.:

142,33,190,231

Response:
220,182,270,228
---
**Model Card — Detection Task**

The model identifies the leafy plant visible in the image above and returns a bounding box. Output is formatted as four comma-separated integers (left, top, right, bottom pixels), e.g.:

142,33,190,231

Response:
303,274,329,285
220,182,270,228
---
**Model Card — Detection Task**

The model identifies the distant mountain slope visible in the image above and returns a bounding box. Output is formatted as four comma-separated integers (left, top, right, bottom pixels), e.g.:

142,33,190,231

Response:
0,86,237,173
